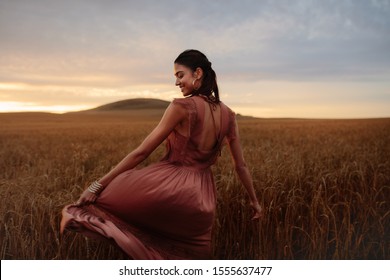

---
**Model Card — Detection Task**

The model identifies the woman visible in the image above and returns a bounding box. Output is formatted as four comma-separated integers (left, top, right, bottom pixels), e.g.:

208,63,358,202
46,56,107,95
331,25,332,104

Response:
61,49,262,259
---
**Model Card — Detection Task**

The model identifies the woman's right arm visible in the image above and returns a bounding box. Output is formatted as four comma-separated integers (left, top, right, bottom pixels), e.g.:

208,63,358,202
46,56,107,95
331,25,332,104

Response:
75,101,187,205
227,122,263,220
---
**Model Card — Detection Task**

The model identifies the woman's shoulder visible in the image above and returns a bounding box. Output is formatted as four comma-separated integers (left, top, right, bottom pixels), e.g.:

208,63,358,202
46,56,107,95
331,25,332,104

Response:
171,97,235,118
171,97,197,115
219,101,236,117
172,97,195,106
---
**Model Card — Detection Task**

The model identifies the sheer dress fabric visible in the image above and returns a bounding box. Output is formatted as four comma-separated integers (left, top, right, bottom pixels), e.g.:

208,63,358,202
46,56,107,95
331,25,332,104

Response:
61,96,237,259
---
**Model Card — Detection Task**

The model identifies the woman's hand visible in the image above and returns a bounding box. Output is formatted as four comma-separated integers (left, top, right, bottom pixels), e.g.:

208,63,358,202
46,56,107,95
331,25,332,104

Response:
74,189,98,206
250,201,263,220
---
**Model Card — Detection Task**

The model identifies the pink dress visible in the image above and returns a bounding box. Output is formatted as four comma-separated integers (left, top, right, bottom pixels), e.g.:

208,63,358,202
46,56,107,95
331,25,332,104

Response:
61,96,237,259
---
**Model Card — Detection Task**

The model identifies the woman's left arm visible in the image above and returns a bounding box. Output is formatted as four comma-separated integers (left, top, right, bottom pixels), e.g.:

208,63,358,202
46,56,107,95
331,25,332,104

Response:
76,102,186,205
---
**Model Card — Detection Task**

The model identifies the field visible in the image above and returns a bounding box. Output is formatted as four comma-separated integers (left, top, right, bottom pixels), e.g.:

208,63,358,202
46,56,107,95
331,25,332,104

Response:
0,112,389,259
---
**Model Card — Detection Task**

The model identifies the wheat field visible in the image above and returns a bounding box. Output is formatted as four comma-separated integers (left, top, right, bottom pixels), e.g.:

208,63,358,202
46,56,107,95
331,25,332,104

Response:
0,112,389,259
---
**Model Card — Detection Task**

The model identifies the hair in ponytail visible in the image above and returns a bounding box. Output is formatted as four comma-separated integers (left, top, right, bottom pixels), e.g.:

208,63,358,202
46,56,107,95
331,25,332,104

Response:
174,49,220,103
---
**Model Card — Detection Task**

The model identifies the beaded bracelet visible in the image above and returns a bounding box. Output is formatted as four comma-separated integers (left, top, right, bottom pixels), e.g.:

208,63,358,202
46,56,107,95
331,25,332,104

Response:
87,180,103,194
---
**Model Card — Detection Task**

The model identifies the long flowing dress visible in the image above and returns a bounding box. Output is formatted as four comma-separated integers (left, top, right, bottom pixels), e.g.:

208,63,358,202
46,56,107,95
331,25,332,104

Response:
60,96,237,259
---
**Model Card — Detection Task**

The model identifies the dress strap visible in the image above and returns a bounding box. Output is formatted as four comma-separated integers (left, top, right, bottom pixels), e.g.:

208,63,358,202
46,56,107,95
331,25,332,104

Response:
207,101,223,158
208,102,219,142
198,94,221,142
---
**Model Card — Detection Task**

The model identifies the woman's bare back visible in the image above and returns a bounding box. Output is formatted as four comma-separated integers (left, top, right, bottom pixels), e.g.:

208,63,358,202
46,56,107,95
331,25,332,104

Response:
197,98,222,151
173,96,222,152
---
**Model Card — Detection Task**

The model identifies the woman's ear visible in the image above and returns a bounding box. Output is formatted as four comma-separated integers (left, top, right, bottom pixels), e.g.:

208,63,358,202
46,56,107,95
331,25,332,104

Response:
194,67,204,79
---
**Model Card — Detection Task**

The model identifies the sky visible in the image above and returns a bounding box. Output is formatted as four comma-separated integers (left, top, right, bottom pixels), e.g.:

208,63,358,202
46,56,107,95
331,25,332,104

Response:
0,0,389,118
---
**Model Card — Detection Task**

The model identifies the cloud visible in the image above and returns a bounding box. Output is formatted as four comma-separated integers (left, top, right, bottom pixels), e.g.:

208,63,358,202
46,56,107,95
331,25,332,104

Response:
0,0,389,117
1,0,389,84
211,0,390,81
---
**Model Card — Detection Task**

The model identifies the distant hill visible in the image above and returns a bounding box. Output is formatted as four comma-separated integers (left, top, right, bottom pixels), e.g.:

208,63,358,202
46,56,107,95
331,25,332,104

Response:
83,98,170,112
72,98,254,119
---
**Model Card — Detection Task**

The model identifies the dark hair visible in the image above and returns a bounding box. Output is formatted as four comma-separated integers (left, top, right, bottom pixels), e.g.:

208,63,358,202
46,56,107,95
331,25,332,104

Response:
174,49,220,103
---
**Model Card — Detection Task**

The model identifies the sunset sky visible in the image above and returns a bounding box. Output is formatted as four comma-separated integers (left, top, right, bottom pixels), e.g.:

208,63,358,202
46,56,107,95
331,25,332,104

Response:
0,0,389,118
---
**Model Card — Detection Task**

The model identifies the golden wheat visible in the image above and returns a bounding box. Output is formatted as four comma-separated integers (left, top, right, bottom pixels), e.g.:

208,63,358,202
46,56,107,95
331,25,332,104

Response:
0,113,389,259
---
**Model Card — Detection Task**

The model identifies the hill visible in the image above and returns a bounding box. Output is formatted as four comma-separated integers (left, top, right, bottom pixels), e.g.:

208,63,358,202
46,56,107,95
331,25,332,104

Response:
82,98,170,112
67,98,257,120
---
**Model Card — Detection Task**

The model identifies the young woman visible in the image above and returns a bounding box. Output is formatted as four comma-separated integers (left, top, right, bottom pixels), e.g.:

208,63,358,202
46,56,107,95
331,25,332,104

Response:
61,49,262,259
